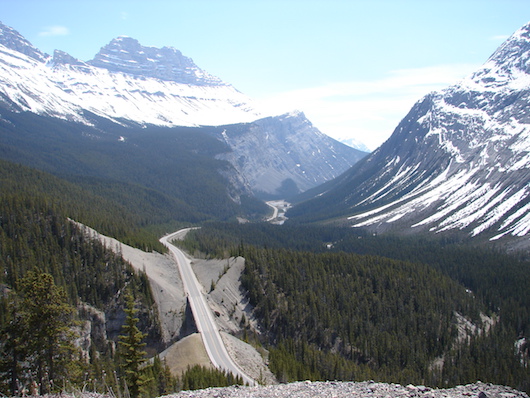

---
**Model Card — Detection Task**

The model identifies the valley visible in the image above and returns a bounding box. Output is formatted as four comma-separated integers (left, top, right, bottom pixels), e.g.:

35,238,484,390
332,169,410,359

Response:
0,16,529,398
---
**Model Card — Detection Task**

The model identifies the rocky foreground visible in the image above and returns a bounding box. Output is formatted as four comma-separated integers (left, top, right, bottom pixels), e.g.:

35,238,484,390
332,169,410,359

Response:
163,381,528,398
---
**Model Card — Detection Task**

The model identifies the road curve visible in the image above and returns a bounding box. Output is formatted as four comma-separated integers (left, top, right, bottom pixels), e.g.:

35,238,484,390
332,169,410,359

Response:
160,230,256,386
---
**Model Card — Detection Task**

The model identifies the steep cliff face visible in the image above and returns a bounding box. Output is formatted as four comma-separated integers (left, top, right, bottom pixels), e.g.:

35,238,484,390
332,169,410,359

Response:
290,21,530,245
87,36,224,86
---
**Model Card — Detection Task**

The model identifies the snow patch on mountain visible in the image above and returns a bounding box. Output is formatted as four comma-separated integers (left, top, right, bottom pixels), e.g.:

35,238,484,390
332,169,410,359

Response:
338,21,530,243
0,23,260,127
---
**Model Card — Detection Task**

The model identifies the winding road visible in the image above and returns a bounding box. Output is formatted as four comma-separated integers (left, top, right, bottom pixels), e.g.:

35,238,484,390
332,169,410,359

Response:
159,230,256,386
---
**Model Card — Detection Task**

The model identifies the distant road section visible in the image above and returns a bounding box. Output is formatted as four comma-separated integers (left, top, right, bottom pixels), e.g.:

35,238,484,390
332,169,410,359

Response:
160,230,256,386
266,200,291,224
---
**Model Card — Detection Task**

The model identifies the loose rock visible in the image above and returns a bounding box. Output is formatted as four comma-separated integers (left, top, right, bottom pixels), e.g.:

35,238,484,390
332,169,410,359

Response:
161,381,528,398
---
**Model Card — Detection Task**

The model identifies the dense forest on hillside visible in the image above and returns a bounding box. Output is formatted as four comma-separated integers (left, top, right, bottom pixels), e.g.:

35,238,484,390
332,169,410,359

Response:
0,192,162,393
0,110,268,228
0,158,167,250
180,223,530,391
0,160,251,396
1,155,528,393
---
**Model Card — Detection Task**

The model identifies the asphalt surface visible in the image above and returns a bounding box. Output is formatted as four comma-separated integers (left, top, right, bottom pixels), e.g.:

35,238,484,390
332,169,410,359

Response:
160,230,256,386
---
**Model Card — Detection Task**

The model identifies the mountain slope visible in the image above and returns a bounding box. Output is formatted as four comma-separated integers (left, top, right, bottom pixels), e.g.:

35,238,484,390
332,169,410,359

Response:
208,111,367,198
0,26,260,127
0,108,268,223
289,21,530,246
0,21,363,200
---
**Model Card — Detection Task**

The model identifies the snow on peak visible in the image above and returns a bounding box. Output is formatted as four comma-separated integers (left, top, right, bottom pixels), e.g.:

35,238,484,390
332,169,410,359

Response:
0,21,261,127
468,21,530,88
0,21,48,62
488,20,530,72
87,36,224,86
52,50,86,66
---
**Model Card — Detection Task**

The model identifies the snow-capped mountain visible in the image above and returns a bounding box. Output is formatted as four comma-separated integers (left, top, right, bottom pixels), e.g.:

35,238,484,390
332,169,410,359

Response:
339,137,372,153
0,21,364,198
289,21,530,245
0,22,260,127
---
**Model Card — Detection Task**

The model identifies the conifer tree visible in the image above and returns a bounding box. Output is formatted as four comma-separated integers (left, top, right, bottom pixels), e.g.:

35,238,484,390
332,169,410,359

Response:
0,293,28,395
118,292,150,398
18,270,76,394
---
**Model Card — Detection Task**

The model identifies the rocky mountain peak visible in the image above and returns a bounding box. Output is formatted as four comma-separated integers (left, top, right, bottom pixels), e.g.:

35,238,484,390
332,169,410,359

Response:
52,49,86,66
214,112,366,197
470,22,530,86
0,21,47,62
288,20,530,247
489,22,530,71
87,36,224,86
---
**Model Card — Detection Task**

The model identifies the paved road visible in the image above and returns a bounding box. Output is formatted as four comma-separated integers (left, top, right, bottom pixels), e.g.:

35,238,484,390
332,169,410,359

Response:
160,230,256,386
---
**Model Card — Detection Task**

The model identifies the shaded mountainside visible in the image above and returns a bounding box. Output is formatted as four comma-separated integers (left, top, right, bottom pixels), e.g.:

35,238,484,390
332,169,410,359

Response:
0,109,268,224
207,111,367,198
0,21,365,203
288,21,530,248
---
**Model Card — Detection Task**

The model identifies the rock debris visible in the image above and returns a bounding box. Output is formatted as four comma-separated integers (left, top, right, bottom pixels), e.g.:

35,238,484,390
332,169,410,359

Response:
162,381,528,398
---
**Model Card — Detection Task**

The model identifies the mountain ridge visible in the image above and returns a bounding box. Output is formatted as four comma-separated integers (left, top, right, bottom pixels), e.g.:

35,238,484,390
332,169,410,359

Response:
0,21,261,127
87,36,225,86
0,21,364,198
0,20,48,62
289,21,530,247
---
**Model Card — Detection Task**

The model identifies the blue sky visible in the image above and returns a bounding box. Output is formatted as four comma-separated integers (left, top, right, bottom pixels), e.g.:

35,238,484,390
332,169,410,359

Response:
1,0,530,149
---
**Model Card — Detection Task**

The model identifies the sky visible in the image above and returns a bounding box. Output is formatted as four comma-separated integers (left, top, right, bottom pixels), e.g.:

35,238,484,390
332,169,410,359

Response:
1,0,530,150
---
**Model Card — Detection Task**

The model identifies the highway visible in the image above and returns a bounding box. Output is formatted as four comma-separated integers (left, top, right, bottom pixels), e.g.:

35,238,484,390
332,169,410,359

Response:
159,230,256,386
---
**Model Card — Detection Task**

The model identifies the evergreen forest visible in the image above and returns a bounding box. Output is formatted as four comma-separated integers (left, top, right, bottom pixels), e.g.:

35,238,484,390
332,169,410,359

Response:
0,110,269,233
0,160,244,396
0,146,529,395
179,223,530,391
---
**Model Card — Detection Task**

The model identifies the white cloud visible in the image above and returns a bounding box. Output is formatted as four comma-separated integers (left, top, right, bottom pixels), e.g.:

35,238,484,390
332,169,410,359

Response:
39,25,70,37
256,64,478,151
490,34,510,42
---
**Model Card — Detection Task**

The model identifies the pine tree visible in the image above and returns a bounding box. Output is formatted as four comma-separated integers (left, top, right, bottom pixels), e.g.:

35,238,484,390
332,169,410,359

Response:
17,269,76,394
0,293,28,395
118,292,150,398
